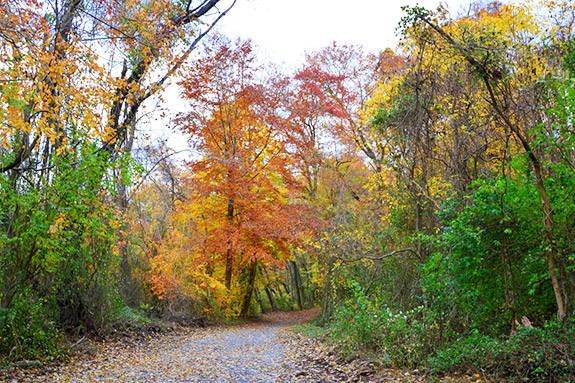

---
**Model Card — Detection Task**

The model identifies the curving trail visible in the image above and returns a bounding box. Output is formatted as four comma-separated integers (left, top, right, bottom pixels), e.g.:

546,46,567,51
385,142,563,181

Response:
7,309,449,383
7,309,329,383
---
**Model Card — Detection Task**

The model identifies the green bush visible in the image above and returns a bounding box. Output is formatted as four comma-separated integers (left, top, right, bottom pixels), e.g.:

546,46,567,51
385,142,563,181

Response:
429,321,575,382
329,281,436,367
428,330,501,373
0,294,63,362
0,149,133,361
423,176,557,336
325,279,575,381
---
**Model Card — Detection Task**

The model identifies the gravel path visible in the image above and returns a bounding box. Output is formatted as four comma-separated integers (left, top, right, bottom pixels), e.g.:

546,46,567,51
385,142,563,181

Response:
4,309,479,383
6,310,322,383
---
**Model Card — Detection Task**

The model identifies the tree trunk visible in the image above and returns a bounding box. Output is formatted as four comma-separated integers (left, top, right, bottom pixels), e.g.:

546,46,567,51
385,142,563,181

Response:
501,240,517,334
265,287,277,311
320,257,335,323
224,198,234,290
240,261,257,318
532,158,567,321
289,260,304,309
254,289,265,313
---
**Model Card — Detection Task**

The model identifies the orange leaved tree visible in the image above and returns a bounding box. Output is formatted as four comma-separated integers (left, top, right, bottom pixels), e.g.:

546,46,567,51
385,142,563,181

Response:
153,37,311,317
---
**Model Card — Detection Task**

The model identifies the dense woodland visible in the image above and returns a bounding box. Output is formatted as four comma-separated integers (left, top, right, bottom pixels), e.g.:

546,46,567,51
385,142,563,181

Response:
1,0,575,381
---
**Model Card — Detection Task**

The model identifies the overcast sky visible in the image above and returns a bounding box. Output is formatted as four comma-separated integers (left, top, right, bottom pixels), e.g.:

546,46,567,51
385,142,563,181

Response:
216,0,472,69
142,0,474,158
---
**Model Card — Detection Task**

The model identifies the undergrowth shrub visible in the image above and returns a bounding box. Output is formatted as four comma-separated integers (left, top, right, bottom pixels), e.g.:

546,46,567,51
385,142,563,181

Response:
327,289,575,382
330,281,436,367
429,320,575,382
0,293,63,362
0,150,136,362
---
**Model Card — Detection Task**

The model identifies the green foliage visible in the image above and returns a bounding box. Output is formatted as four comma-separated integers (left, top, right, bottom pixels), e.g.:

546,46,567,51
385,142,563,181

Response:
428,330,500,373
429,321,575,382
292,322,328,339
326,290,575,381
423,177,556,334
562,39,575,76
329,281,436,368
0,147,138,360
114,306,152,328
0,293,63,362
324,175,575,379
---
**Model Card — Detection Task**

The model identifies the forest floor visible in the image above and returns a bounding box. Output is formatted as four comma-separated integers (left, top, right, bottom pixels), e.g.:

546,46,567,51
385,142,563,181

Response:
2,309,480,383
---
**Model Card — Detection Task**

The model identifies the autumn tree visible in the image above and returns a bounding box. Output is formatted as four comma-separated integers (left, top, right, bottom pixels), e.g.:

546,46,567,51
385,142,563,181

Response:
401,1,575,321
0,0,232,359
296,44,382,170
151,37,311,317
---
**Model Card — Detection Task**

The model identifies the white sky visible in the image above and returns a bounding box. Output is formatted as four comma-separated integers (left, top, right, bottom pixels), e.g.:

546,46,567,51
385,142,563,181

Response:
140,0,474,159
216,0,472,69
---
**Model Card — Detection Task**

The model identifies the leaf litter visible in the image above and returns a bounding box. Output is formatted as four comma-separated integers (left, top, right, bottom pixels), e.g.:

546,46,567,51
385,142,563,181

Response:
3,309,482,383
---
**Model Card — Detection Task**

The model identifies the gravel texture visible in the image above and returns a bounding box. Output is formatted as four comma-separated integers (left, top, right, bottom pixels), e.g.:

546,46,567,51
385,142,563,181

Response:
3,309,481,383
